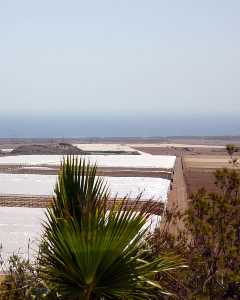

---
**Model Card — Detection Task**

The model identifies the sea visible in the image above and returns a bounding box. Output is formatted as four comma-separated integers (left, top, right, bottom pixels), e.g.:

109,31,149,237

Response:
0,114,239,138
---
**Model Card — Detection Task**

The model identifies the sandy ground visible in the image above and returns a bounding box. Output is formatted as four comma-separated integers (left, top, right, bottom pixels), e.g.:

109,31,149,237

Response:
0,137,238,215
183,155,239,169
182,154,239,194
0,137,239,150
135,144,239,204
130,143,226,148
133,146,228,157
0,165,172,180
0,138,238,263
183,170,218,194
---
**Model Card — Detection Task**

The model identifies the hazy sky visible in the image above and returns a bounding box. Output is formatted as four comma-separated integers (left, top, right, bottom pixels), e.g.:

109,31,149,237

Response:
0,1,239,136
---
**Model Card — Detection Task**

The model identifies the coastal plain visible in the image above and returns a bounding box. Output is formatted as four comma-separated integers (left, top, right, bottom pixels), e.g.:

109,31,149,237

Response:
0,137,239,263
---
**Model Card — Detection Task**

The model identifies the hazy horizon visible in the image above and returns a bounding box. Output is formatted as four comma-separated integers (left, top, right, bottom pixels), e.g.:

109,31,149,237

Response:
1,1,240,137
0,113,239,138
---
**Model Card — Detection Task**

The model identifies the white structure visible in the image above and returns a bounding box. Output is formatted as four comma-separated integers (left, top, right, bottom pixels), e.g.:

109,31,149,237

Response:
0,154,176,169
0,207,160,264
0,174,170,202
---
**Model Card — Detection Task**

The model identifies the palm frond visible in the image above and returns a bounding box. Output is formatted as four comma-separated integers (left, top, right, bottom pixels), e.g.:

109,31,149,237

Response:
40,157,186,299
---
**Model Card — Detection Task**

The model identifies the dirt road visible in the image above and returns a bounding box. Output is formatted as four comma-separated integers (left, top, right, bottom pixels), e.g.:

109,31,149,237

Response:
168,157,188,212
162,157,188,234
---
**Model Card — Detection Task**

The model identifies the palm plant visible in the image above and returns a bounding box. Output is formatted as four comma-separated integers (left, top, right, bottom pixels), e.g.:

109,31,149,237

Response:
40,157,185,299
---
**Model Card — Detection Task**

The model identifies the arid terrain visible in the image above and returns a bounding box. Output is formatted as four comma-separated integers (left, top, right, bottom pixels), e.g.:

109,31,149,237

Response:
0,136,239,207
0,137,239,261
133,137,240,199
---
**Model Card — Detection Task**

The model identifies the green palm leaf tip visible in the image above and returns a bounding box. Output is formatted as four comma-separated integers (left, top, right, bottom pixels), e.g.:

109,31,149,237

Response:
52,156,109,222
40,156,185,299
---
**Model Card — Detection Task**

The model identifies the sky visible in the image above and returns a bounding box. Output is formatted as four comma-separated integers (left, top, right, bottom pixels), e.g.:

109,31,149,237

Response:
0,0,240,137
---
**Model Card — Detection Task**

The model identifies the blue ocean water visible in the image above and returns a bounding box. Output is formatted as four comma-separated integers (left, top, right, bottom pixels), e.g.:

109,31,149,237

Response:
0,114,239,138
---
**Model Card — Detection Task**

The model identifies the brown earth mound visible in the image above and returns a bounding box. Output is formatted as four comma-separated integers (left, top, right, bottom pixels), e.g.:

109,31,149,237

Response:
86,150,140,155
134,147,228,157
11,143,85,155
